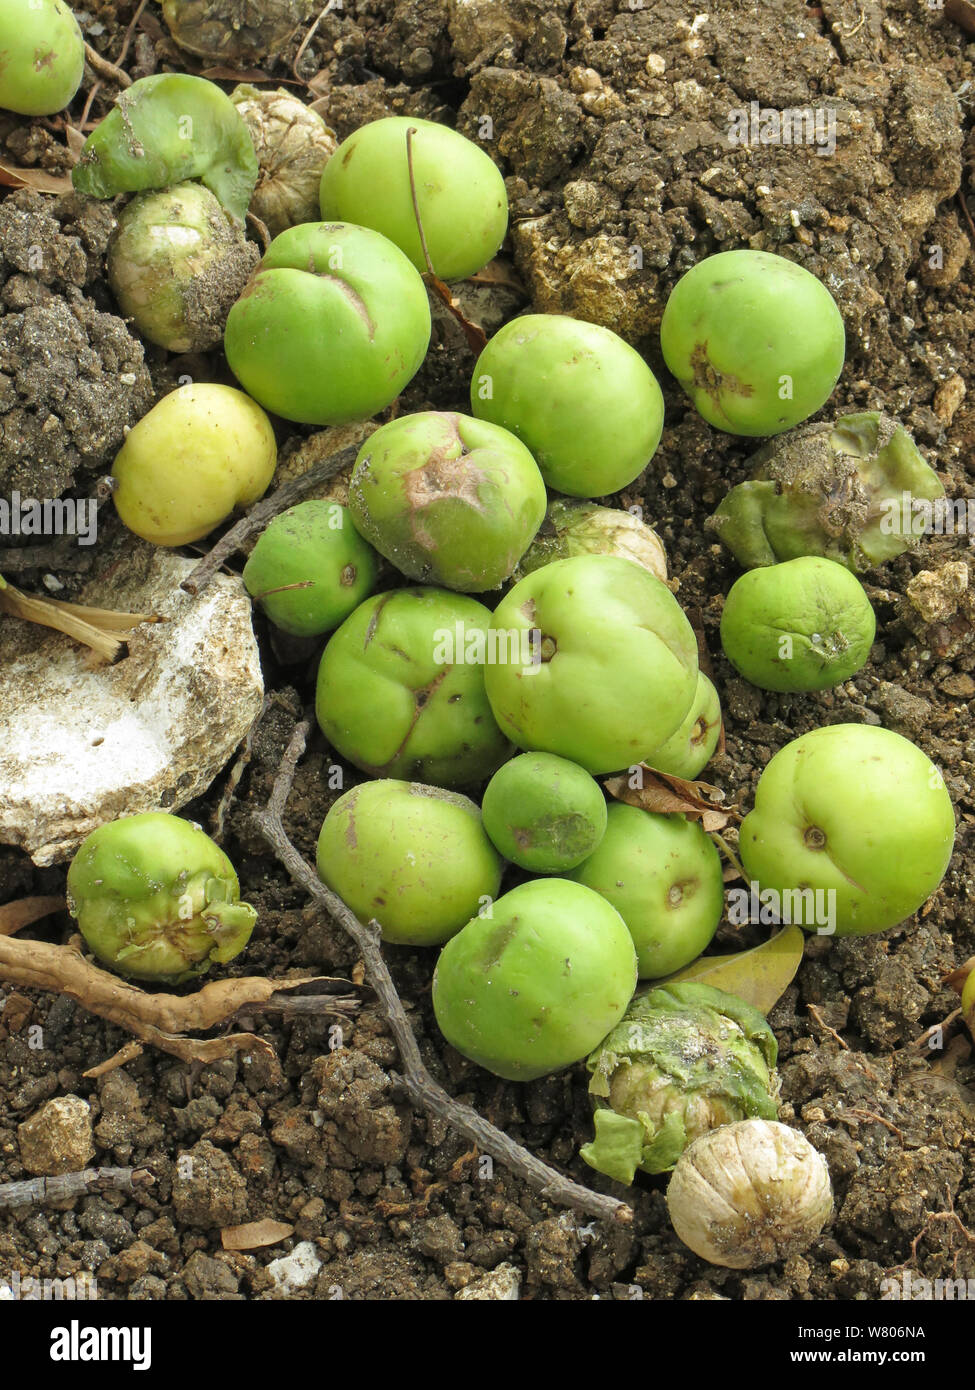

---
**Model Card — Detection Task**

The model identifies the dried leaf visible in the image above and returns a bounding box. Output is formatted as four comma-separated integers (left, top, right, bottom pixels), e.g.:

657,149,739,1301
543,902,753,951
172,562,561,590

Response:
662,925,806,1015
946,0,975,37
467,259,525,293
0,896,65,937
604,767,734,833
200,66,273,82
944,956,975,995
221,1219,295,1251
0,162,75,194
64,125,87,159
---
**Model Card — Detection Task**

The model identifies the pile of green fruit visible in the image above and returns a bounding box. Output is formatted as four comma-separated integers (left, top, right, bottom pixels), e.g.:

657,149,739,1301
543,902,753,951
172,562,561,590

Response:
41,48,958,1265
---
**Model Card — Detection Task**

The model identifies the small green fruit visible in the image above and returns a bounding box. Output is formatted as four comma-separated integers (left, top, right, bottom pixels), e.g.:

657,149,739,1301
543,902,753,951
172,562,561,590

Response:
316,780,502,947
646,672,721,779
243,501,378,637
480,752,607,872
432,879,638,1081
740,724,955,935
471,314,665,497
348,411,546,592
316,587,511,787
0,0,84,116
224,222,432,426
319,115,508,281
485,555,699,774
112,383,277,546
720,556,876,692
569,803,724,979
660,250,845,436
66,812,257,982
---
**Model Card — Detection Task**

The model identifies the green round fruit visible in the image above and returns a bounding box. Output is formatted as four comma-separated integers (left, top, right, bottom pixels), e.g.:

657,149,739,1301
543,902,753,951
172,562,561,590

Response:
66,812,257,983
740,724,956,936
224,221,431,425
647,672,722,779
660,249,845,436
316,587,510,787
720,556,876,692
481,752,607,872
471,314,665,497
319,115,507,281
243,501,378,637
0,0,84,116
432,878,638,1081
112,383,277,546
316,780,502,946
484,554,699,774
107,181,258,352
569,803,724,979
348,411,546,592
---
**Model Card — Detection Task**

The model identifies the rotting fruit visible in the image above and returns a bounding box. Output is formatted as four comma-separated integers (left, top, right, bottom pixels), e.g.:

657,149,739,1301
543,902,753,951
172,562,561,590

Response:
0,0,85,116
231,84,338,237
484,554,699,774
107,182,258,353
580,982,780,1183
224,221,431,426
319,115,508,281
316,780,502,947
645,671,722,779
243,501,378,638
66,811,257,983
347,411,547,592
720,555,876,693
471,314,665,497
480,752,608,873
739,723,956,935
432,878,638,1082
315,587,511,788
660,249,845,436
514,498,668,584
112,383,277,547
568,803,724,979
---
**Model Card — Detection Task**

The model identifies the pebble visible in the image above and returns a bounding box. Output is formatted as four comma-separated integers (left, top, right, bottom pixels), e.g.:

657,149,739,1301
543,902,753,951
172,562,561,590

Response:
17,1096,95,1175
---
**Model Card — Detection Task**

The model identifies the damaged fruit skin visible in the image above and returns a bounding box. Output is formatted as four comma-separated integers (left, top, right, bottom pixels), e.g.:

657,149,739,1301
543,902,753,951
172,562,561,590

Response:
348,411,547,592
231,84,337,237
580,982,780,1183
485,554,699,775
645,671,721,779
112,383,277,546
0,0,85,116
243,500,378,638
706,412,946,571
569,804,724,979
514,499,668,584
315,587,511,788
72,74,259,224
66,811,257,983
660,249,845,436
107,181,259,353
471,314,665,497
740,723,956,935
720,555,876,693
224,222,431,426
480,752,607,872
316,780,502,947
432,878,638,1082
319,115,508,281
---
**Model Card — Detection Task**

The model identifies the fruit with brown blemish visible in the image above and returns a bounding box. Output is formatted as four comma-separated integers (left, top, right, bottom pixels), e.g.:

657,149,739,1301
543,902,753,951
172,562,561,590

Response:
315,587,511,787
243,500,379,637
0,0,84,116
660,249,845,436
646,671,722,779
347,411,547,592
480,752,608,872
568,803,724,978
223,221,431,425
316,779,502,946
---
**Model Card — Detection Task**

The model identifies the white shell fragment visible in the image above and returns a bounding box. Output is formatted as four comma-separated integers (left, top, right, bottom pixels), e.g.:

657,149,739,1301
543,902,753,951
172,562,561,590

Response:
0,541,263,865
266,1242,322,1294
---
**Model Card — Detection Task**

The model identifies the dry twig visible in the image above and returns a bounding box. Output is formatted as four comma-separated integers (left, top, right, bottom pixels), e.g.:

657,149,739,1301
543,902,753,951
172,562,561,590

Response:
0,1166,154,1210
253,718,633,1225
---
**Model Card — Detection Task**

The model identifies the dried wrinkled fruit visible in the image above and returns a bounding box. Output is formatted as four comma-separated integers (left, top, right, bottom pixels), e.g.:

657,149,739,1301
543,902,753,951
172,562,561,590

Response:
231,85,337,237
514,498,667,583
667,1119,833,1268
162,0,313,65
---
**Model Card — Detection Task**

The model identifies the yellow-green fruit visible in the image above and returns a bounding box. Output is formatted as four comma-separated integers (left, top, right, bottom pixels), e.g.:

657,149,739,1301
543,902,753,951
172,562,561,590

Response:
0,0,84,116
112,383,277,546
